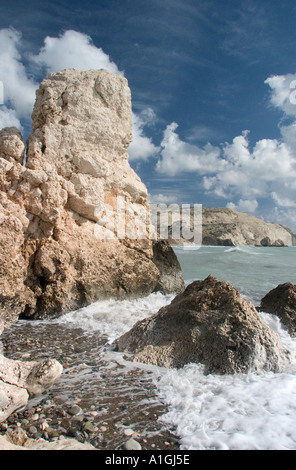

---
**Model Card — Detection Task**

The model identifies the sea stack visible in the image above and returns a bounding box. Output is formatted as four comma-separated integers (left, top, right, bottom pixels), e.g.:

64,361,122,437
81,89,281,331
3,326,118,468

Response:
0,68,184,326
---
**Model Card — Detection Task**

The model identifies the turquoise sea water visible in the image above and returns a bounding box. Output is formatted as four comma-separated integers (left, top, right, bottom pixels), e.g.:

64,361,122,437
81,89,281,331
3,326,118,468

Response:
3,245,296,450
173,245,296,305
53,245,296,450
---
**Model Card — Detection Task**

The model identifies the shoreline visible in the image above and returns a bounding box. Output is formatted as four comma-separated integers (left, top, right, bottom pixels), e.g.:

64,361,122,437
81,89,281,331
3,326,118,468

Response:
0,319,180,451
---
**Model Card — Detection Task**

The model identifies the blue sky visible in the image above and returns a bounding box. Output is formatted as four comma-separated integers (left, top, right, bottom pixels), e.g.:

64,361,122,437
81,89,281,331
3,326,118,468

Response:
1,0,296,230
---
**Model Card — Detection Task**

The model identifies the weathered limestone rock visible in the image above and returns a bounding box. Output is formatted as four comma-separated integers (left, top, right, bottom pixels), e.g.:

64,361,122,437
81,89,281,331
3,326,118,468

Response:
260,283,296,336
0,129,35,332
152,240,185,294
166,206,294,246
115,275,287,374
0,432,96,450
202,208,293,247
0,127,25,163
0,69,184,324
0,355,63,422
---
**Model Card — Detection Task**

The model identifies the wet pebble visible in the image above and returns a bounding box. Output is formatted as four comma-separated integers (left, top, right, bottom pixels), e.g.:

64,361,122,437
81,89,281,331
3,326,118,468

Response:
124,438,142,450
68,405,83,416
0,322,181,451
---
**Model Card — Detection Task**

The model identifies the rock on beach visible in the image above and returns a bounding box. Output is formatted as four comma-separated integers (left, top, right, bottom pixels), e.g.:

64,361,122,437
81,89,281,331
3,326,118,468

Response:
115,275,287,374
259,282,296,336
0,355,62,422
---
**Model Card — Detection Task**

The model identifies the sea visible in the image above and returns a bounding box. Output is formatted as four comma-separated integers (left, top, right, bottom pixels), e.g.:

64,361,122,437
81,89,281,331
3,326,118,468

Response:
2,245,296,450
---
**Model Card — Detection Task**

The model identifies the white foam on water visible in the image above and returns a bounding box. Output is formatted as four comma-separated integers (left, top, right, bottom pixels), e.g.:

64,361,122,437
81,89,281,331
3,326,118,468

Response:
156,364,296,450
56,291,174,343
224,246,261,255
55,290,296,450
53,247,296,450
155,314,296,450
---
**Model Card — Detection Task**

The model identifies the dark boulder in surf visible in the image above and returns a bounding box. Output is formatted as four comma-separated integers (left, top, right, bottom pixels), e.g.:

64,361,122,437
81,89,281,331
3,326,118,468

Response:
115,275,287,374
260,282,296,337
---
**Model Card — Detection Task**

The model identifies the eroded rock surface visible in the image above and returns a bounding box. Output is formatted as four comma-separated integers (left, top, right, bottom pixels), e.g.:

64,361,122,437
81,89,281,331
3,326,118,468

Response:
166,206,294,246
0,355,62,422
0,69,184,326
0,431,96,450
260,282,296,336
115,275,287,374
202,208,294,247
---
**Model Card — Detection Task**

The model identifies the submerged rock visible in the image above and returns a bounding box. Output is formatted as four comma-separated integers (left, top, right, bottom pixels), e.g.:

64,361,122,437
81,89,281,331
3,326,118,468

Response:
260,282,296,336
115,275,287,374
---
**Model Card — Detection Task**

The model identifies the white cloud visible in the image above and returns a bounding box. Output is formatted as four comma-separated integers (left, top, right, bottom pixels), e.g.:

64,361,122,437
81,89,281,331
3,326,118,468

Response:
148,192,180,204
0,28,156,162
155,108,296,223
30,30,123,76
0,28,38,124
157,123,296,192
0,106,23,130
271,192,296,208
128,111,160,161
227,199,258,213
264,74,296,117
270,207,296,231
156,122,222,176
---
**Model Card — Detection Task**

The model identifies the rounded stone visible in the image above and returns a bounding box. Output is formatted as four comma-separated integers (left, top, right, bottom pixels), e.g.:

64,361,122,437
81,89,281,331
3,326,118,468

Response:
124,438,142,451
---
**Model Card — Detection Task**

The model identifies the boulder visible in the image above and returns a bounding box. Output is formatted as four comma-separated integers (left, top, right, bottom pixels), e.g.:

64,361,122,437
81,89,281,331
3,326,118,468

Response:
115,275,286,374
0,69,184,324
152,240,185,294
0,432,96,450
0,355,63,422
259,282,296,336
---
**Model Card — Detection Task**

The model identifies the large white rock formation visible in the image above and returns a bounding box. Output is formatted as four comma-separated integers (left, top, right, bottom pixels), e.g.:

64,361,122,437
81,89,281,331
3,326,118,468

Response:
0,69,184,327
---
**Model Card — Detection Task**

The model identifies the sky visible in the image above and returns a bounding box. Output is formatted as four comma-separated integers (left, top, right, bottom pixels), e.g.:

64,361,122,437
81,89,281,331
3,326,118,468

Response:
1,0,296,231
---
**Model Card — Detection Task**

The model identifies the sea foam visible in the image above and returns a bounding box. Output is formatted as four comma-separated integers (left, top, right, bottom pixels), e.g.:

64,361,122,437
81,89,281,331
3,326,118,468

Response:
52,246,296,450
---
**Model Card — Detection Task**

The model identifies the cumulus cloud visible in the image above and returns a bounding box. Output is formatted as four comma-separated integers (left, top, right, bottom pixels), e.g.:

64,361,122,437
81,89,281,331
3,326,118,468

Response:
156,122,222,176
128,110,160,161
264,74,296,117
227,199,258,213
0,106,23,130
148,192,180,204
0,27,155,162
0,28,38,120
156,91,296,224
30,30,123,75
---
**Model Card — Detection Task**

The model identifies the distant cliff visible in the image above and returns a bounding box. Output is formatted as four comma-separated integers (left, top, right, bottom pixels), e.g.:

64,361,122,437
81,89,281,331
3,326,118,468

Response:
202,208,294,246
166,207,294,246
